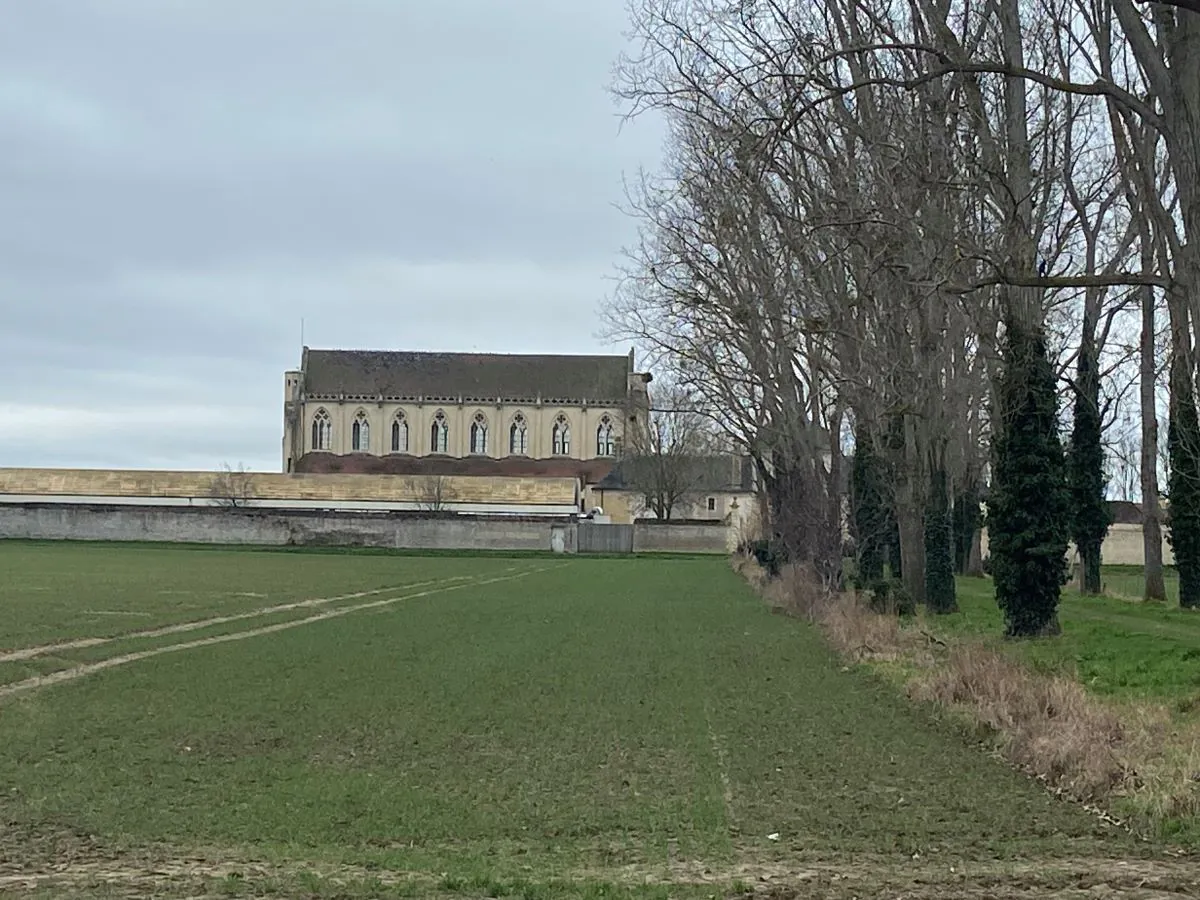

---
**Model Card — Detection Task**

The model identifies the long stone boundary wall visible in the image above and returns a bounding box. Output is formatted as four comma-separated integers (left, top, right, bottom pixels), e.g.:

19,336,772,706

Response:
634,520,729,554
0,504,734,555
0,504,575,552
0,467,578,509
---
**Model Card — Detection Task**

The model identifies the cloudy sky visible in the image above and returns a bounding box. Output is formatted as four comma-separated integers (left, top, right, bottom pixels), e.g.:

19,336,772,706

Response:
0,0,662,472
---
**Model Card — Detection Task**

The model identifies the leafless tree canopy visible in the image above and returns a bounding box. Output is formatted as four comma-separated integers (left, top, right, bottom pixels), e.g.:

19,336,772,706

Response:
210,463,254,508
608,0,1200,597
625,381,722,520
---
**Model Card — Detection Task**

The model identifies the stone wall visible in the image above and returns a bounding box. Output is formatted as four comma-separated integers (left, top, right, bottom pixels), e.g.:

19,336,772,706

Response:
633,520,729,554
979,522,1174,567
0,503,573,552
0,467,578,508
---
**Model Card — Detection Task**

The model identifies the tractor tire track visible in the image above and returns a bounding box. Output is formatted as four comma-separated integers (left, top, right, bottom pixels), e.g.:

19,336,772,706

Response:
0,569,519,664
0,566,553,701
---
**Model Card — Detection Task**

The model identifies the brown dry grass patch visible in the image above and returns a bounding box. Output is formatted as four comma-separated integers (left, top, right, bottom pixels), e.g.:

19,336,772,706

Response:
907,643,1130,801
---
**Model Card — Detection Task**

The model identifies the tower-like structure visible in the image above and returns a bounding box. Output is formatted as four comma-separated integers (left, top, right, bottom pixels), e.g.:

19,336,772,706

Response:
281,360,304,473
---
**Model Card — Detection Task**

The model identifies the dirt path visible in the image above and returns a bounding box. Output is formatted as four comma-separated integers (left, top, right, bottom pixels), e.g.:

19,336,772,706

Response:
0,566,552,702
1,849,1196,898
0,570,521,663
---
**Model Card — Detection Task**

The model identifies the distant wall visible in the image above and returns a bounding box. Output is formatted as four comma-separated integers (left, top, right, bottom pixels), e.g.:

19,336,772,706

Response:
633,520,729,554
0,504,575,553
0,467,579,511
979,522,1174,567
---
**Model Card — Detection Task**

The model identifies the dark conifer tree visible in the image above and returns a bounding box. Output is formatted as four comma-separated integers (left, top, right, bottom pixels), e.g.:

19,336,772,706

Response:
989,318,1071,637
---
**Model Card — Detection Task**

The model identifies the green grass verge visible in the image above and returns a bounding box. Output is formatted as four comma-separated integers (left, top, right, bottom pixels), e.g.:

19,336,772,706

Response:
934,574,1200,705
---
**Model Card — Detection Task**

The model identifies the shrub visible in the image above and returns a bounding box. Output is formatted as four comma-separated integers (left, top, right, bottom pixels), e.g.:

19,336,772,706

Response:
864,578,915,617
744,537,790,578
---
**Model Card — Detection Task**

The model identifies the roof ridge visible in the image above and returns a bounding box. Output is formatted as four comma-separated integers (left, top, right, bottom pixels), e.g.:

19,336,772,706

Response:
306,348,627,358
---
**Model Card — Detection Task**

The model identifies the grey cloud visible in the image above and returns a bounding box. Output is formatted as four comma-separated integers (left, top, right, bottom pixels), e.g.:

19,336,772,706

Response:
0,0,663,471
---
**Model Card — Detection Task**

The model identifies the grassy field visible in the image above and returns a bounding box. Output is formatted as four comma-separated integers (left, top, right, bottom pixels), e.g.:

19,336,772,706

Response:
0,543,1188,899
936,574,1200,705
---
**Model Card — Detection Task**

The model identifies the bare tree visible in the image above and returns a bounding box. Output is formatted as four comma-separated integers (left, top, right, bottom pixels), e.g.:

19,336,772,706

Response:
209,463,254,508
625,383,717,520
405,475,452,512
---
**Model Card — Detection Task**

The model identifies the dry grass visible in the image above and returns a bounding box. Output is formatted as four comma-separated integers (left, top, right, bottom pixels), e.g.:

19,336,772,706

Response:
761,563,928,665
735,556,1200,841
908,643,1130,802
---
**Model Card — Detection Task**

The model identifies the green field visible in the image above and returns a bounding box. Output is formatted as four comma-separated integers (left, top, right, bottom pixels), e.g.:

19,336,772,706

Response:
0,543,1186,898
938,575,1200,705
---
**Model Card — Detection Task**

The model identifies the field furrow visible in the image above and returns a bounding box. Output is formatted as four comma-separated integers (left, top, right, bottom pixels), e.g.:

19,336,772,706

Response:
0,544,1191,899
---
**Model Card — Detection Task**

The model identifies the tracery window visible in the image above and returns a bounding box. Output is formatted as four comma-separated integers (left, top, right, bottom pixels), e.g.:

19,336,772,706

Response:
311,409,332,451
470,413,488,455
552,415,571,456
430,410,449,453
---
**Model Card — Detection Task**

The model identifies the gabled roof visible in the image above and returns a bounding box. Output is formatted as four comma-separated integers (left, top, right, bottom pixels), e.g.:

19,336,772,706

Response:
596,454,757,493
302,349,633,404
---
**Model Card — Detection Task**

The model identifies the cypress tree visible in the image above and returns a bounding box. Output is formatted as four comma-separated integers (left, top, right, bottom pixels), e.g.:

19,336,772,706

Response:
1167,358,1200,609
1068,334,1110,595
924,463,957,613
989,317,1071,637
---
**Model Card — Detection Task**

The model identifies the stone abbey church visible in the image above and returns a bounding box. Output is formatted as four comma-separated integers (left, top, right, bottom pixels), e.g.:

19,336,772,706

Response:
282,348,653,479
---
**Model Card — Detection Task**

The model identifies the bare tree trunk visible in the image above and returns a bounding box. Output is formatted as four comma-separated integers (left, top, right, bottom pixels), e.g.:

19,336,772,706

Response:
1141,269,1167,601
966,528,984,577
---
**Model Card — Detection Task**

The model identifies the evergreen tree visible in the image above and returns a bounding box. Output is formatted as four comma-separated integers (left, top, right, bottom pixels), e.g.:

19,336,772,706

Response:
1068,335,1110,595
924,463,957,612
988,317,1071,637
1168,358,1200,609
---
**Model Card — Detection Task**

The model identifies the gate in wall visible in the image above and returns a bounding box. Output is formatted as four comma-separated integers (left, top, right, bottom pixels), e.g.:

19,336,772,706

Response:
576,521,634,554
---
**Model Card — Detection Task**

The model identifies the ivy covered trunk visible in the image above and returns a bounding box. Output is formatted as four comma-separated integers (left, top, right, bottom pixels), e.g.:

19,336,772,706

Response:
760,453,842,588
989,317,1071,637
850,430,888,584
924,462,957,613
1167,312,1200,610
1068,328,1109,596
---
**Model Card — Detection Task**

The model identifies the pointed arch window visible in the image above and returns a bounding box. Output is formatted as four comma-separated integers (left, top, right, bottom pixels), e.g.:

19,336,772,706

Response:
391,413,409,453
470,413,489,455
596,416,615,457
509,414,529,456
430,410,449,454
311,409,332,451
552,414,571,456
351,411,370,452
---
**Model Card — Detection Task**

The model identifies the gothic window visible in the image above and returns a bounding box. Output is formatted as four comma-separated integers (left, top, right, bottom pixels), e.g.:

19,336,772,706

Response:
552,414,571,456
430,410,449,454
596,416,615,456
311,408,332,451
470,413,488,455
391,413,409,453
509,413,529,455
351,411,370,452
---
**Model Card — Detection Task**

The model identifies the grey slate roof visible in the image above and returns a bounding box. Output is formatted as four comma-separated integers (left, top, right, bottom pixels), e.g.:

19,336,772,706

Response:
596,454,757,493
302,349,633,403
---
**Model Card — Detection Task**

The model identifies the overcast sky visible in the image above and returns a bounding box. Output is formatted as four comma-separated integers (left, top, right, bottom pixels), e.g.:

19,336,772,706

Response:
0,0,662,472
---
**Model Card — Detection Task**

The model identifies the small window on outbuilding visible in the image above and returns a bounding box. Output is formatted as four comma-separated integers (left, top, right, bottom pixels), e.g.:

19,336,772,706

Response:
707,497,716,512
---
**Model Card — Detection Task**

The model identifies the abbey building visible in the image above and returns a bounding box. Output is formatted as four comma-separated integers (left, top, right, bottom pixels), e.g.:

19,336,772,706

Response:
282,348,652,476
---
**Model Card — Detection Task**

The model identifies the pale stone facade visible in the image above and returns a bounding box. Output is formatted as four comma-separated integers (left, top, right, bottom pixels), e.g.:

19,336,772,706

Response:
282,348,651,474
